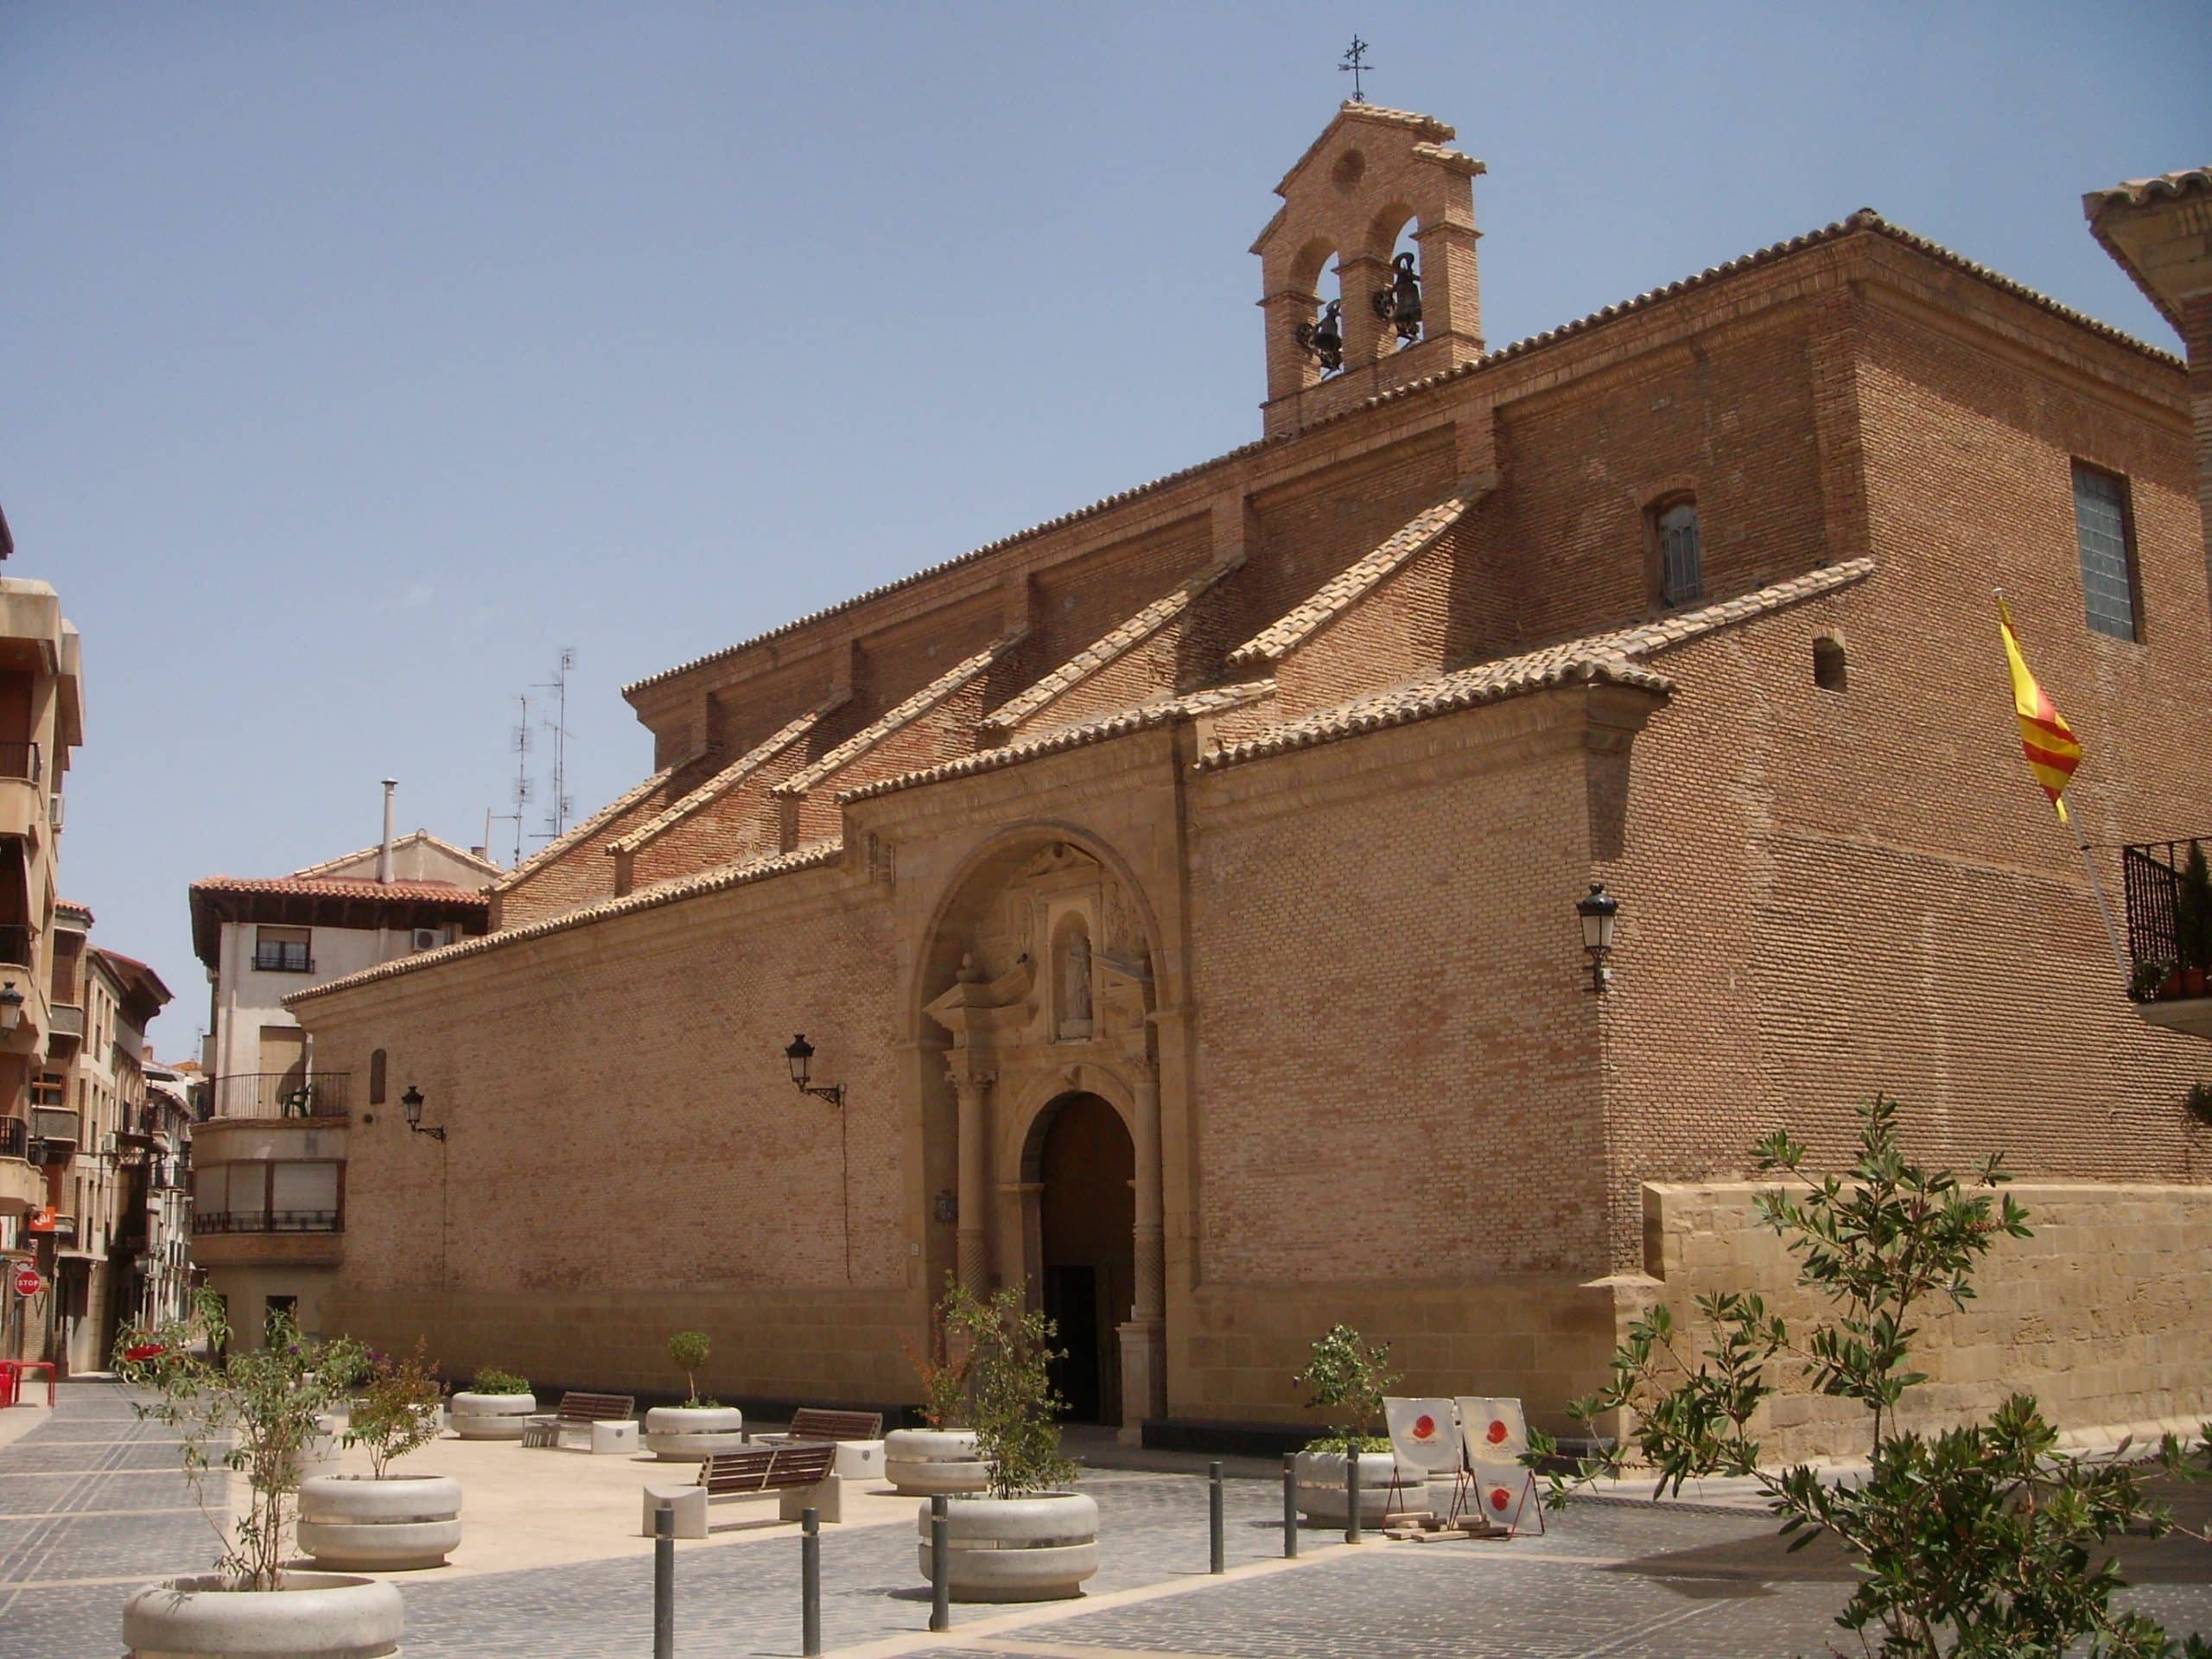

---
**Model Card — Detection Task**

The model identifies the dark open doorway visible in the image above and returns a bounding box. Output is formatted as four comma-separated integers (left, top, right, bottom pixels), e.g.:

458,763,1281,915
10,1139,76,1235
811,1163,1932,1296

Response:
1036,1092,1134,1426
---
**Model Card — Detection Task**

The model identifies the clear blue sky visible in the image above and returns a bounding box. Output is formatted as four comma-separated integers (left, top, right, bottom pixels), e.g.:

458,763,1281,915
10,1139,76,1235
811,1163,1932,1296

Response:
4,2,2206,1052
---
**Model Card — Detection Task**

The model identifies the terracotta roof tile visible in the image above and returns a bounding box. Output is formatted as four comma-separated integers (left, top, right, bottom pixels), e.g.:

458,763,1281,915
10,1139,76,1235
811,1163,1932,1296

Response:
488,752,703,895
605,708,829,857
2082,167,2212,213
841,681,1276,804
1200,559,1874,771
188,875,489,905
774,639,1018,798
286,841,844,1005
979,558,1243,734
290,831,501,882
1228,496,1473,667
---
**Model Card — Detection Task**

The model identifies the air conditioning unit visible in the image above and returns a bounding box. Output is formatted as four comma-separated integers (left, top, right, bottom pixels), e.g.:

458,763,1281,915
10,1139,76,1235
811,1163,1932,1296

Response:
48,795,63,831
410,928,441,952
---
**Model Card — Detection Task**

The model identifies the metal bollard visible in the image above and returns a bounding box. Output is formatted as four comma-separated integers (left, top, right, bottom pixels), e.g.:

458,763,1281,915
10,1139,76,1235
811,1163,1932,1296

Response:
653,1500,675,1659
1208,1459,1225,1574
801,1505,821,1656
928,1493,950,1632
1345,1448,1363,1546
1282,1453,1299,1558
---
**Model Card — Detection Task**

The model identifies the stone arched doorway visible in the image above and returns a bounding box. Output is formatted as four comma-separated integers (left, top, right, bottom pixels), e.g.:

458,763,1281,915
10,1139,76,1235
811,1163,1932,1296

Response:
1030,1091,1135,1425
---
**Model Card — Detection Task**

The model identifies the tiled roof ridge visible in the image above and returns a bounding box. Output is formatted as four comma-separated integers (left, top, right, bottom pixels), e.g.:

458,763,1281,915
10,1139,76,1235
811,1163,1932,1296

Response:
774,638,1019,798
188,875,491,904
978,556,1245,734
1199,559,1875,772
623,211,2174,702
841,680,1277,805
605,708,828,857
285,841,844,1006
488,751,703,895
1227,495,1472,667
289,830,503,881
2083,167,2212,213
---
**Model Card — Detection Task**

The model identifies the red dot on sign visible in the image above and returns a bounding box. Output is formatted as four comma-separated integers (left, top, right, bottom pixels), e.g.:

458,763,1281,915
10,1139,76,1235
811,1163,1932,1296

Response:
1414,1414,1434,1438
1486,1421,1508,1444
1490,1486,1510,1512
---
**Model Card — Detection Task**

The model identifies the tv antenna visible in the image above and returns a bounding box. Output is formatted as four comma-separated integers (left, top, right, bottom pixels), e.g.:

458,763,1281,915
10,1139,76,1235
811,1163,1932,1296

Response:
533,648,576,840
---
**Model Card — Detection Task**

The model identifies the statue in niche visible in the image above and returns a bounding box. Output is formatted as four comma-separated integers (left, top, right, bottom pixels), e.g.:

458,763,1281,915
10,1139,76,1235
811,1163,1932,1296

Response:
1058,931,1093,1040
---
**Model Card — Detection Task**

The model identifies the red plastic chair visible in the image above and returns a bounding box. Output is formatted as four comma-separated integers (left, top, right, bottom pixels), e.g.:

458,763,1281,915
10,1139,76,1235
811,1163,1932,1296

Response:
0,1363,20,1409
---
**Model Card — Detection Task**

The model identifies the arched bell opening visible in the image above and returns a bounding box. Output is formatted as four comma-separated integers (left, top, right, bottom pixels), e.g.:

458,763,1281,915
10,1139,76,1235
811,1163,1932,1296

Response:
1025,1090,1135,1427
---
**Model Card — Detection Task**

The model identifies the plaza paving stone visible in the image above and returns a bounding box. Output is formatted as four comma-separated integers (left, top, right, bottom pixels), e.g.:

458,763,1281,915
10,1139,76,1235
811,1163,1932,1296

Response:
3,1383,2209,1658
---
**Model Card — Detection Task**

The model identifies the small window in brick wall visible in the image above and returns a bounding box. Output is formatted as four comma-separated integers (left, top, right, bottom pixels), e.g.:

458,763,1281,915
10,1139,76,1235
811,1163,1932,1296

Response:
1650,498,1705,607
1813,635,1847,692
2070,461,2140,641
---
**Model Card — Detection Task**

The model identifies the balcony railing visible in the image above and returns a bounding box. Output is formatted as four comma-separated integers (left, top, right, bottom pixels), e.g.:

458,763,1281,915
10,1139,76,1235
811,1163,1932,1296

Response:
48,1003,83,1039
2121,836,2212,1001
0,742,41,785
206,1072,352,1119
252,943,315,973
29,1107,78,1147
193,1209,341,1235
0,924,31,969
0,1116,24,1160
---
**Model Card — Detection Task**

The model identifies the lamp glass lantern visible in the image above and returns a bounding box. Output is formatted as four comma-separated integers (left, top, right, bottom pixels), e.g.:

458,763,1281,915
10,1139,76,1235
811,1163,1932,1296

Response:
1576,883,1620,953
0,980,22,1033
400,1085,424,1128
785,1034,816,1092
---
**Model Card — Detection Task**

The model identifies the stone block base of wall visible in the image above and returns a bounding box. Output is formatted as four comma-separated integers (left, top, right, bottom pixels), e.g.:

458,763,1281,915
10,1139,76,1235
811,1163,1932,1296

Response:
1641,1181,2212,1464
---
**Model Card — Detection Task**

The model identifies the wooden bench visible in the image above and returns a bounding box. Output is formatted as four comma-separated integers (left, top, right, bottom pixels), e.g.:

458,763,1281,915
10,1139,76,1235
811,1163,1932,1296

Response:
766,1408,887,1481
521,1390,637,1451
642,1442,841,1536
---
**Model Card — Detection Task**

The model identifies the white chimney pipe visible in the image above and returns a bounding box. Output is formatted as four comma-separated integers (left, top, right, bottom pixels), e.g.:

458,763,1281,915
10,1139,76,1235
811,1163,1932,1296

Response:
378,779,397,884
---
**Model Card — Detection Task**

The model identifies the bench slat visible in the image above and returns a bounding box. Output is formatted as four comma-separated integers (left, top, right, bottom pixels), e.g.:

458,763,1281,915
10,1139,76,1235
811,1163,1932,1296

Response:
551,1391,635,1423
785,1408,883,1441
700,1443,836,1495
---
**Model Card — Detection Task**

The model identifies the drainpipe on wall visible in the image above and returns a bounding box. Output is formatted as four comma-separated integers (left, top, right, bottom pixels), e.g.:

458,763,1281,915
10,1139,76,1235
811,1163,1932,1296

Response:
378,779,397,885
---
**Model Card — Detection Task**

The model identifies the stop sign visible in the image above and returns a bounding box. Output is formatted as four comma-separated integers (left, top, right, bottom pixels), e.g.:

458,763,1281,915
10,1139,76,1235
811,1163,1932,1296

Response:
11,1265,40,1298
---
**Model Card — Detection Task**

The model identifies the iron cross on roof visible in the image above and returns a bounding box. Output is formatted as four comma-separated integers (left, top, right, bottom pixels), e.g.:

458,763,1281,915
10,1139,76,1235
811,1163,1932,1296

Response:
1338,35,1373,103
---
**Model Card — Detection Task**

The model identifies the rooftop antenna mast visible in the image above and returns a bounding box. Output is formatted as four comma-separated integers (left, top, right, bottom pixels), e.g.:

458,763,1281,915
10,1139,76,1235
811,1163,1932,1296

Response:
534,649,576,841
488,692,533,865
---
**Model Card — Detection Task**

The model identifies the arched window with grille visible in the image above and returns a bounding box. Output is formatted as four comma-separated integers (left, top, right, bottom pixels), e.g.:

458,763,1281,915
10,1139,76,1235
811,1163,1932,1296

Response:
1649,497,1705,607
368,1048,387,1106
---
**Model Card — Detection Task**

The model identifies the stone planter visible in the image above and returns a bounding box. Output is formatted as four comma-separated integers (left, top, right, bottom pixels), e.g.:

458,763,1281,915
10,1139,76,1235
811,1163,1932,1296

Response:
297,1472,463,1570
451,1390,536,1440
1292,1448,1412,1524
289,1414,342,1487
916,1491,1098,1602
642,1405,746,1460
122,1571,404,1658
885,1427,988,1495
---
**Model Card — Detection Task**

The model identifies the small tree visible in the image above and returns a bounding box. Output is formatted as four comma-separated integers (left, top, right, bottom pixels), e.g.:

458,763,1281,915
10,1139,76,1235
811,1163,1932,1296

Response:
668,1331,711,1407
944,1280,1077,1499
343,1339,443,1479
115,1292,366,1591
2178,841,2212,975
1292,1324,1397,1453
1529,1096,2212,1659
903,1276,976,1428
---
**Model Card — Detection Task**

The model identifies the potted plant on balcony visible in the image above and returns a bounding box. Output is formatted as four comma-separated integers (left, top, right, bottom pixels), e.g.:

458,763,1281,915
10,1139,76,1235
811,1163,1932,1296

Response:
887,1276,988,1496
1290,1322,1406,1526
114,1294,402,1659
298,1339,462,1571
450,1365,535,1440
912,1281,1096,1602
2177,842,2212,998
643,1330,746,1459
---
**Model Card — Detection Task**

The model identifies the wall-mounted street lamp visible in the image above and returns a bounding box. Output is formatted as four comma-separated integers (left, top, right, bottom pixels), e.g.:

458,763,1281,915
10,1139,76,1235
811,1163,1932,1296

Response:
782,1034,851,1280
784,1034,844,1108
400,1084,446,1141
0,982,22,1033
1576,883,1620,995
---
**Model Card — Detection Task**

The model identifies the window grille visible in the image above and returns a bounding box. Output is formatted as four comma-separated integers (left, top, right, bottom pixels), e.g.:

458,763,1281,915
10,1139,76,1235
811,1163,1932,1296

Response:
1655,500,1704,607
2071,463,2139,641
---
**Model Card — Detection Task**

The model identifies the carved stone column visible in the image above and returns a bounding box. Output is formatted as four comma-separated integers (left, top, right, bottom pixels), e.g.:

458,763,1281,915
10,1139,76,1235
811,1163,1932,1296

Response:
952,1068,993,1297
1119,1058,1167,1441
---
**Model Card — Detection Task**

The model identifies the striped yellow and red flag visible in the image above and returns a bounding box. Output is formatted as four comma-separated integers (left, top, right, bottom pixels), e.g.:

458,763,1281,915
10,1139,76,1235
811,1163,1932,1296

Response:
1998,597,2082,824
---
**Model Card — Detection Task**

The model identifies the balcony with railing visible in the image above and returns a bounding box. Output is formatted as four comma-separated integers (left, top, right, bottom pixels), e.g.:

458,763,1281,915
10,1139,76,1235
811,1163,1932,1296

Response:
0,1115,25,1160
0,923,32,970
205,1071,352,1120
0,742,41,785
2121,836,2212,1040
0,742,45,845
29,1106,78,1149
194,1208,341,1235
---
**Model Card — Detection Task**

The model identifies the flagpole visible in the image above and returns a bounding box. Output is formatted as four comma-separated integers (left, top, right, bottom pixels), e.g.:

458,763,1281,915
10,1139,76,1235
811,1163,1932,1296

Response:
2069,807,2131,983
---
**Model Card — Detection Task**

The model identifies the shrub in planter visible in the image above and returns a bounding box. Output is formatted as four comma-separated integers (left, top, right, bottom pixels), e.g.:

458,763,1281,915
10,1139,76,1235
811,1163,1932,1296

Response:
2178,842,2212,987
450,1365,536,1440
645,1330,744,1460
913,1281,1096,1602
300,1340,461,1572
887,1276,986,1495
1289,1323,1406,1525
114,1294,401,1659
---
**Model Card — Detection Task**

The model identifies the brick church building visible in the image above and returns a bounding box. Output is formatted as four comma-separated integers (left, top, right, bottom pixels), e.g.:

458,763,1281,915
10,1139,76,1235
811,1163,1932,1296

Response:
291,106,2212,1456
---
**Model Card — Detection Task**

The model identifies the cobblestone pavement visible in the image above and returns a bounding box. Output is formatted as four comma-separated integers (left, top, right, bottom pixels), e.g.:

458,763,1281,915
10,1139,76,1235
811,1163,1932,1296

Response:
5,1385,2209,1658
